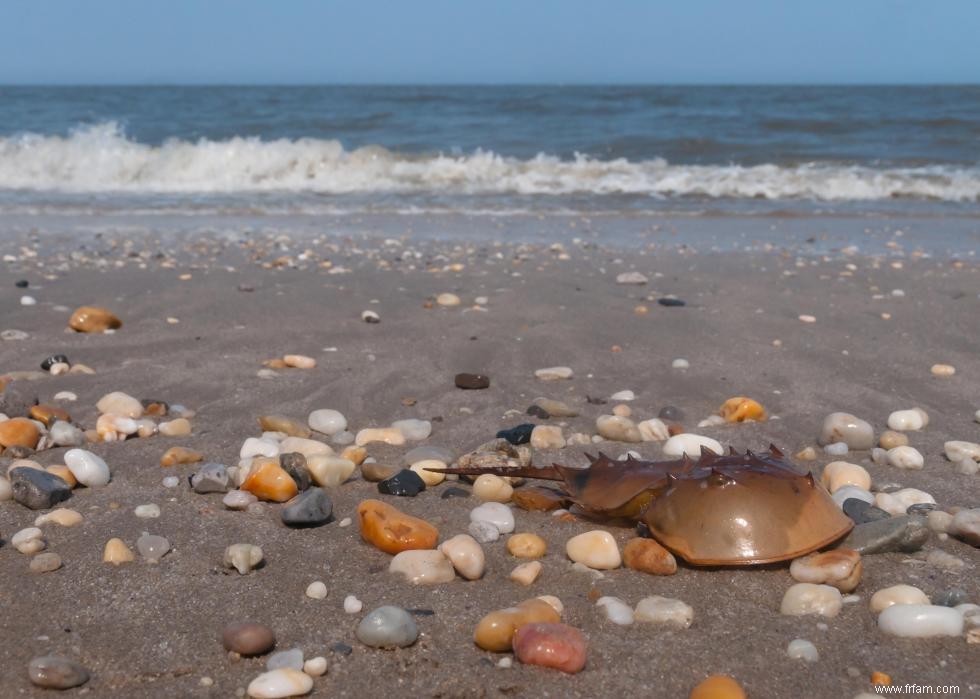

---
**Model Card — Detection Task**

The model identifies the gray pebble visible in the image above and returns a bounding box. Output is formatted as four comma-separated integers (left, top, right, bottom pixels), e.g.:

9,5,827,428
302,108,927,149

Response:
281,487,332,527
10,467,72,510
28,655,90,689
841,514,930,554
279,452,311,491
48,421,85,447
842,498,891,525
30,552,63,573
934,588,969,607
356,606,418,648
191,463,230,494
468,520,500,543
907,503,937,516
266,647,304,671
823,442,849,456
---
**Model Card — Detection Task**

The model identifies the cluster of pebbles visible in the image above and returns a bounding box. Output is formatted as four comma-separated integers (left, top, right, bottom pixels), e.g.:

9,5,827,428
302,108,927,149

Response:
1,238,978,699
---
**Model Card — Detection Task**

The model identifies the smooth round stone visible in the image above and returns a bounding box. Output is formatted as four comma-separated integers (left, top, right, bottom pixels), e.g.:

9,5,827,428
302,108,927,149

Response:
390,549,456,584
266,648,304,671
470,502,515,534
192,463,230,494
662,434,723,459
224,489,258,509
887,446,924,470
531,397,579,418
786,639,819,662
49,421,84,447
30,552,63,573
223,622,276,656
454,373,490,390
241,437,280,459
438,534,486,580
530,425,565,450
134,503,161,519
949,509,980,546
534,366,573,381
405,460,443,487
0,417,41,449
497,424,535,445
344,595,363,614
281,487,333,527
307,409,347,436
468,520,501,543
821,461,871,493
224,543,264,574
305,581,327,599
927,510,954,534
833,485,874,508
473,474,513,502
377,469,426,497
842,514,930,554
103,538,134,564
34,508,83,527
283,354,316,369
622,537,678,575
64,448,110,487
96,391,143,418
945,440,980,463
247,668,313,698
510,560,543,586
823,442,849,456
69,306,121,333
358,499,439,554
356,606,418,648
878,605,964,638
437,292,461,306
780,583,843,617
28,655,90,689
658,297,685,307
566,530,621,570
391,419,431,442
933,588,970,607
596,596,634,625
158,417,192,436
303,657,327,677
671,358,690,369
637,418,669,442
879,430,909,449
789,549,862,592
634,596,694,628
875,488,936,515
513,622,587,674
13,527,45,554
818,412,874,449
10,467,72,510
136,532,170,563
689,675,746,699
595,415,642,443
507,532,547,559
841,498,891,525
869,584,930,613
474,599,561,651
887,408,929,431
356,427,405,447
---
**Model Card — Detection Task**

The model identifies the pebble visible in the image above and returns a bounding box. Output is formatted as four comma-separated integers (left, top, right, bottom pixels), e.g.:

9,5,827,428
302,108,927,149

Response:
0,417,41,449
927,509,954,534
241,458,299,502
532,397,579,417
361,310,380,323
192,463,230,493
10,467,72,510
307,409,347,435
510,561,543,586
96,391,143,418
718,396,767,422
281,487,333,527
13,526,45,554
789,549,862,592
507,532,547,559
637,418,670,442
933,588,969,607
887,408,929,431
267,648,303,671
134,503,161,519
689,675,746,699
841,498,889,524
224,543,263,574
566,530,621,569
391,419,431,441
842,514,929,554
390,549,456,584
223,622,276,656
823,442,849,456
596,415,642,442
377,468,427,496
68,306,122,333
34,508,83,527
64,449,111,487
301,455,353,488
160,446,203,468
344,595,363,614
358,499,439,554
497,423,535,445
305,581,327,599
869,584,930,612
949,509,980,546
303,657,327,677
878,604,964,638
887,446,924,470
242,437,280,459
780,583,843,617
53,391,77,402
356,606,419,648
403,445,455,466
534,366,573,381
470,502,515,534
513,486,568,512
659,297,685,307
356,427,406,447
282,354,316,369
818,412,874,449
159,417,192,436
103,538,135,564
821,462,871,493
927,550,966,571
455,373,490,389
622,537,678,575
48,421,84,447
874,488,936,515
944,440,980,463
223,489,258,509
634,596,694,628
469,520,501,543
137,532,171,563
473,474,513,502
616,271,648,284
513,622,587,674
247,669,313,698
530,425,565,450
30,551,63,573
410,459,446,487
474,598,561,651
597,596,634,625
662,434,723,459
879,430,909,449
27,655,90,690
439,534,486,580
259,415,311,438
786,639,819,662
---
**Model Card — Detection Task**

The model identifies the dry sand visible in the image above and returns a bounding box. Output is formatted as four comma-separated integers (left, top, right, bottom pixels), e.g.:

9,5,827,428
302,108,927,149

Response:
1,230,978,698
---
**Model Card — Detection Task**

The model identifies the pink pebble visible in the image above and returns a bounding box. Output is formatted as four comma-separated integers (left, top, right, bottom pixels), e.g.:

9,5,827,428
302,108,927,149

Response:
513,622,587,674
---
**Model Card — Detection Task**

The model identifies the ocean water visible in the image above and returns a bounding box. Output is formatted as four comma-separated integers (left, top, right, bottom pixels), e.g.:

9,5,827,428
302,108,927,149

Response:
0,85,978,237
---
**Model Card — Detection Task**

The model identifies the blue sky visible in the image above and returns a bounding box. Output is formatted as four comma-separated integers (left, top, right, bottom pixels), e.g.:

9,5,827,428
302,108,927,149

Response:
1,0,977,84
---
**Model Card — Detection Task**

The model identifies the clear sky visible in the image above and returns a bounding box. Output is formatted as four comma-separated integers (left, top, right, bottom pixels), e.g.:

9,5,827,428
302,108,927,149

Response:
1,0,977,85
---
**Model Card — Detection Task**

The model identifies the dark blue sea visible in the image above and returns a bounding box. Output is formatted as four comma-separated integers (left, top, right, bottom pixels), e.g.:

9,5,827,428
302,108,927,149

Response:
0,85,978,248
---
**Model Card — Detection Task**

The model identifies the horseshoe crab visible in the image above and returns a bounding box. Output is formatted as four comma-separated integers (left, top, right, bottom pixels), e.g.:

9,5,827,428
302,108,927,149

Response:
435,445,852,566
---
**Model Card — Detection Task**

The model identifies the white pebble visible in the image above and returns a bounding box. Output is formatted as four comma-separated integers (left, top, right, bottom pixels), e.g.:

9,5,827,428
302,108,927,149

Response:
391,419,431,441
780,583,843,617
389,549,456,585
870,584,930,612
634,596,694,628
831,485,874,508
468,520,500,543
886,446,924,470
303,657,327,677
344,595,363,614
534,366,574,381
786,639,819,662
874,488,936,515
823,442,849,456
134,504,160,519
20,295,36,306
821,461,871,493
53,391,77,402
944,440,980,463
637,418,669,442
887,408,928,431
438,534,486,580
597,596,634,626
162,476,180,488
662,434,723,459
878,605,964,638
565,530,621,570
609,390,635,401
469,502,515,534
307,409,347,435
306,581,327,599
240,437,280,459
12,527,45,554
247,668,313,698
64,449,111,487
671,358,690,369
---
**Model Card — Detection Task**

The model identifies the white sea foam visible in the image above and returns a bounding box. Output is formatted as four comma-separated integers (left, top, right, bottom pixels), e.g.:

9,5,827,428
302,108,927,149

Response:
1,122,978,202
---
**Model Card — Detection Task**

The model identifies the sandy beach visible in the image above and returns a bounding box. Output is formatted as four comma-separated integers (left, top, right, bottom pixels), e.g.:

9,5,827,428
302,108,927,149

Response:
0,227,977,697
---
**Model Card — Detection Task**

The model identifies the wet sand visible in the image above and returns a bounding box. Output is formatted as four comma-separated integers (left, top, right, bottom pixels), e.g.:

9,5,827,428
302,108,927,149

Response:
1,230,978,698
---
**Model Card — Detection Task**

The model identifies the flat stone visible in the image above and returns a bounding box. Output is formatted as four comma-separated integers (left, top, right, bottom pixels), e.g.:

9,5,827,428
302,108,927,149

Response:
841,515,929,554
842,499,891,525
496,423,535,445
10,467,72,510
455,373,490,390
531,397,579,418
280,487,333,527
30,552,63,573
377,469,426,497
27,655,90,689
191,463,230,493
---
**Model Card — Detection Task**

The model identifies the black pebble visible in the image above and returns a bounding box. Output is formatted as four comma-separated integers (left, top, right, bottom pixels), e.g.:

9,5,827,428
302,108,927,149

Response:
281,487,333,527
15,280,28,288
658,405,685,422
454,373,490,390
906,503,937,516
279,452,312,491
10,467,72,510
377,469,426,497
497,423,535,445
40,354,70,371
842,498,891,525
331,642,353,656
658,297,686,307
934,589,969,607
440,486,470,500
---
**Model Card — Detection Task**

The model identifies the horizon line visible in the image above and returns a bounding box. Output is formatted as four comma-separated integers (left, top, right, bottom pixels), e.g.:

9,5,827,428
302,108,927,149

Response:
2,81,980,88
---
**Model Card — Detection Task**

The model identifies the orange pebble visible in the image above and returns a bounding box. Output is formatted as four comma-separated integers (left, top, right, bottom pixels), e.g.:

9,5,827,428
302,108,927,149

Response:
0,417,41,449
719,396,767,423
357,499,438,555
241,458,299,502
68,306,122,333
871,671,891,686
29,404,71,427
46,465,77,487
690,675,747,699
160,446,204,467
